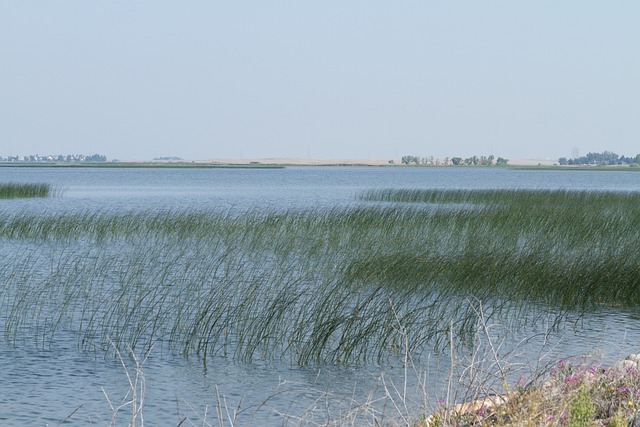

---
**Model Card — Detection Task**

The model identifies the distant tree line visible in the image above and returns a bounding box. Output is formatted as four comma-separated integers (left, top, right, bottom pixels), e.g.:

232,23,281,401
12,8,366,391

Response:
1,153,108,162
558,151,640,166
400,154,508,166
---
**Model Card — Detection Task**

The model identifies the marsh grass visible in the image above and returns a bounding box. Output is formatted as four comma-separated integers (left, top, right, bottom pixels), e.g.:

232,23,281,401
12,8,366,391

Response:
0,182,55,198
357,189,640,309
0,188,639,365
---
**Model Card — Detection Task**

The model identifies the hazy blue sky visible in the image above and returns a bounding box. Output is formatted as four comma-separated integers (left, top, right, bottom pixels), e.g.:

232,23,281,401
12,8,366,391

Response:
2,1,639,161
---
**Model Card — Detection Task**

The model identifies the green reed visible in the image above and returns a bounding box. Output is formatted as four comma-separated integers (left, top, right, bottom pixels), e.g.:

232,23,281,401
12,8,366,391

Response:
357,189,640,307
0,182,55,198
1,188,638,365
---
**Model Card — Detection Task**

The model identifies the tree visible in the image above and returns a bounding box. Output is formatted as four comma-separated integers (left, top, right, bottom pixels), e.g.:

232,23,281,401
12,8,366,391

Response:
86,153,107,162
480,155,494,166
559,151,633,166
463,156,479,166
401,155,419,165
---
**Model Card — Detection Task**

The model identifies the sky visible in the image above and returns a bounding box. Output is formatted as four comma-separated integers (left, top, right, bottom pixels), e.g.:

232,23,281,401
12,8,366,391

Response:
1,1,639,162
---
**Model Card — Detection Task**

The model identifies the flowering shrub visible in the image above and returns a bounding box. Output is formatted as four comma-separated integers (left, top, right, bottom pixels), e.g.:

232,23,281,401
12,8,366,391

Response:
423,354,640,426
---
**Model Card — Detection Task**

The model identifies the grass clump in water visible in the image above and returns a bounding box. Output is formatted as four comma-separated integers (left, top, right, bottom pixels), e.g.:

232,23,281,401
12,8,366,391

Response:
356,188,640,310
0,182,55,198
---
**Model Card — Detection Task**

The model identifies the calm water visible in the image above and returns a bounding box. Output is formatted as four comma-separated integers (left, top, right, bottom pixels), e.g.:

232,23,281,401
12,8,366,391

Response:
1,166,640,426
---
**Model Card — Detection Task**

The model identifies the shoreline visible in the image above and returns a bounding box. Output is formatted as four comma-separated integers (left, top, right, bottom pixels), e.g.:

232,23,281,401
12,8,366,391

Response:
0,157,564,167
1,157,638,171
188,157,560,167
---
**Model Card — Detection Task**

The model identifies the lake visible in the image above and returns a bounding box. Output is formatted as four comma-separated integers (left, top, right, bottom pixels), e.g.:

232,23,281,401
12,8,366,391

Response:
1,165,639,426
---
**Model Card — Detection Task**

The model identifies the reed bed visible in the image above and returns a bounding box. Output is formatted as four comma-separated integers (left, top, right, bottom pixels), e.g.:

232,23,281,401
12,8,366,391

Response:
1,188,639,365
0,182,55,198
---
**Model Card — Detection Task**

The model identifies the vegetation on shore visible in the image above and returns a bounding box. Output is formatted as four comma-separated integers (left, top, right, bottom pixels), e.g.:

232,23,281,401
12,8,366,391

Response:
559,150,640,166
400,154,508,166
2,153,107,163
0,161,284,169
424,353,640,426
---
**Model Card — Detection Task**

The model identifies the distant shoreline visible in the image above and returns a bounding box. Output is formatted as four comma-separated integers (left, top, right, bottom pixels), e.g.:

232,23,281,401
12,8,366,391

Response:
1,157,638,171
0,161,285,169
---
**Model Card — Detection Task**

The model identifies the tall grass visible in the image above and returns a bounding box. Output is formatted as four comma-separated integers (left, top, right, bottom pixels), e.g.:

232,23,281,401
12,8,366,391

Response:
0,182,55,198
1,188,639,365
